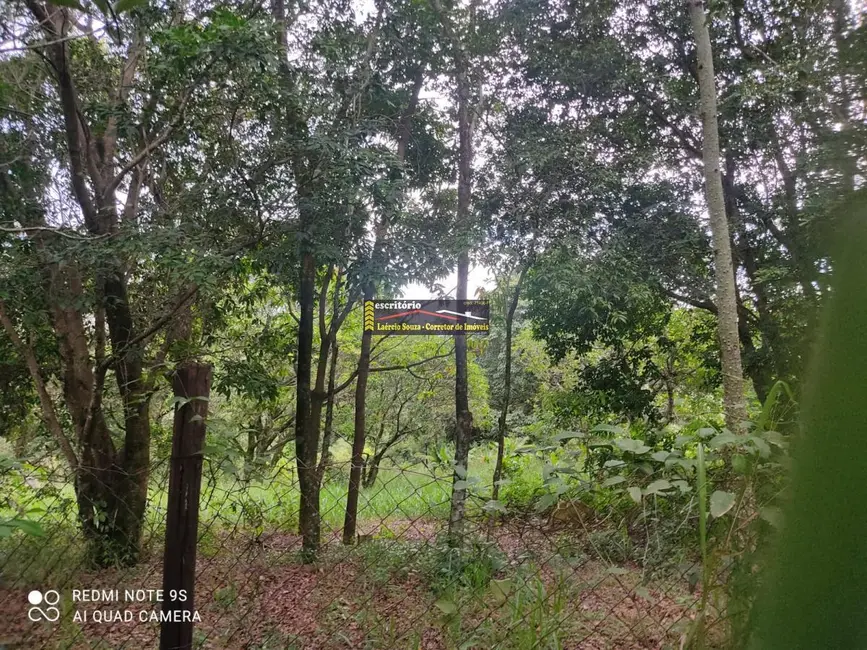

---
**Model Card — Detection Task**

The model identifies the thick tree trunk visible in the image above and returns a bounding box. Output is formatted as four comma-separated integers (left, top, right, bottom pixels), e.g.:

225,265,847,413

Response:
295,253,319,560
687,0,748,433
492,265,528,505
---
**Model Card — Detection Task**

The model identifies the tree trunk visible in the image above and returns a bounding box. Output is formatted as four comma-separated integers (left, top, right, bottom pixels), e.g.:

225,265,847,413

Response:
491,264,529,505
362,454,382,489
448,59,475,544
343,302,372,543
342,69,424,545
687,0,748,433
317,341,339,484
294,252,319,560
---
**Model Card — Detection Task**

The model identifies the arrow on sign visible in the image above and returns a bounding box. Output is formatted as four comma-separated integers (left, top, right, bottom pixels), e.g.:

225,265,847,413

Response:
436,310,487,321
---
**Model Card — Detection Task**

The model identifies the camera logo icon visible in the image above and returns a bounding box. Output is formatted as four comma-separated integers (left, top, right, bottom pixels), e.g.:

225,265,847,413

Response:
27,590,60,622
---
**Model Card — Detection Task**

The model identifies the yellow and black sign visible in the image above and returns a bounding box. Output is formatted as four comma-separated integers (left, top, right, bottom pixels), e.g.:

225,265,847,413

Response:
363,299,490,335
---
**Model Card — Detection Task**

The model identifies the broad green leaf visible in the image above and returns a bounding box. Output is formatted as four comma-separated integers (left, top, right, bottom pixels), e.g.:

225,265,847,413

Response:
761,431,788,449
709,490,736,518
11,519,44,537
453,480,470,491
434,599,456,615
731,453,749,474
671,480,691,493
651,450,671,462
603,475,626,487
627,487,642,504
613,438,651,454
749,436,772,458
645,479,672,495
708,432,739,448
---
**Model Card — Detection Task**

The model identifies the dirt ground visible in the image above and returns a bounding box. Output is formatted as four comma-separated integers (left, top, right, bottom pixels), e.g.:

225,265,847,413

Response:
0,518,699,649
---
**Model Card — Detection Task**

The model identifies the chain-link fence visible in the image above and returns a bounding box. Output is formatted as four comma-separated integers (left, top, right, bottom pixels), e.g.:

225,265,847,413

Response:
0,443,717,650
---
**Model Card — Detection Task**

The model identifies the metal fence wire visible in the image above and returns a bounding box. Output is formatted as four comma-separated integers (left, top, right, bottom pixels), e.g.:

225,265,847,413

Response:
0,451,715,650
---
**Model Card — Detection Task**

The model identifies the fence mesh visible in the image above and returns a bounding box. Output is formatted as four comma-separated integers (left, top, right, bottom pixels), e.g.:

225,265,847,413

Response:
1,451,715,649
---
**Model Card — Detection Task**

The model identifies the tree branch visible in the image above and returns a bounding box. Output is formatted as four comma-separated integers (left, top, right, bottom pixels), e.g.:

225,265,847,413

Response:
0,298,79,470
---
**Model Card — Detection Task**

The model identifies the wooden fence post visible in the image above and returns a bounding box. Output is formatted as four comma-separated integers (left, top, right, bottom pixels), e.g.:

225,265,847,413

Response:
160,362,212,650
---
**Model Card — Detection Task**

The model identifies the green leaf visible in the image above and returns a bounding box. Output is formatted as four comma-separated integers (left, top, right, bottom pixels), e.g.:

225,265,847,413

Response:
709,490,736,518
731,453,749,474
489,579,512,601
761,431,788,449
645,479,673,495
114,0,147,11
627,486,642,504
535,493,558,512
453,464,467,479
453,480,470,491
10,519,44,537
613,438,651,454
749,436,772,458
651,450,671,462
634,585,653,602
673,435,693,448
483,499,506,513
434,599,456,615
708,432,739,448
759,505,783,529
671,480,691,493
553,431,584,442
603,475,626,487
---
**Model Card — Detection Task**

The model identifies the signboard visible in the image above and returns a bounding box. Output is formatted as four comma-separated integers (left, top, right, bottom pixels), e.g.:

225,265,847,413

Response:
364,299,490,335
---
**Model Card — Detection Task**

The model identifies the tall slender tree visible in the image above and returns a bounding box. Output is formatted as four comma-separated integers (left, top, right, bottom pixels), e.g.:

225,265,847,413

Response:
687,0,748,432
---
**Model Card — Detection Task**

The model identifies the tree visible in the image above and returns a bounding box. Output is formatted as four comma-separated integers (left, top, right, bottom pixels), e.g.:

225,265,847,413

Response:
343,0,438,544
430,0,487,544
0,0,272,565
686,0,748,432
